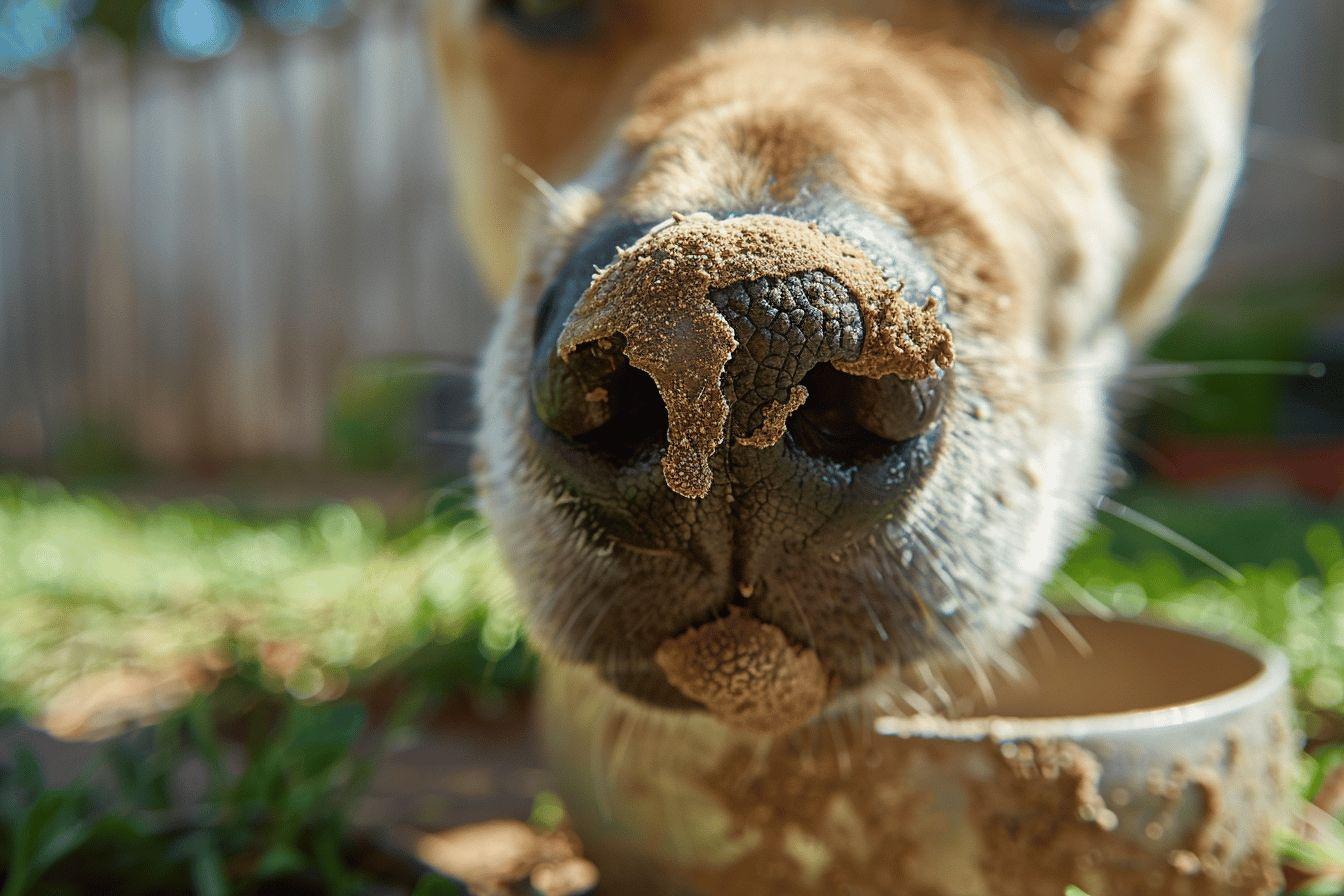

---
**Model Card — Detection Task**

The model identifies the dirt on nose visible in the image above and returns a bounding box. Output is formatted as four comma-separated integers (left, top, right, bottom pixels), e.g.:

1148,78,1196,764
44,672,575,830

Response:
555,213,954,499
653,608,830,735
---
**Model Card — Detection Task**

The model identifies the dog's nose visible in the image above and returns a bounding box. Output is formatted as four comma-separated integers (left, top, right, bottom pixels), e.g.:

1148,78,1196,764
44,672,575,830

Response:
528,211,953,517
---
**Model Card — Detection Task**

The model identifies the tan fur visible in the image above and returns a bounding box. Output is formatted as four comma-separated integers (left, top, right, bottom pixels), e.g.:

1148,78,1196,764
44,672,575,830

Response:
431,1,1264,891
435,1,1256,340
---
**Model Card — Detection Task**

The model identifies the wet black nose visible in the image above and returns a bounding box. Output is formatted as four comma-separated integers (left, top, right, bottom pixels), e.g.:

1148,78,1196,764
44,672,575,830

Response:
526,210,951,553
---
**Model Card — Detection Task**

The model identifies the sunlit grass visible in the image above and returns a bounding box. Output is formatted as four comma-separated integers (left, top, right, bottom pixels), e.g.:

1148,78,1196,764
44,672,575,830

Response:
0,478,528,722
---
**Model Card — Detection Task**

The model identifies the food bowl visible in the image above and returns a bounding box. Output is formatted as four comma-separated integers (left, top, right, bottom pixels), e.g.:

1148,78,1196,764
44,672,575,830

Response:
542,614,1296,895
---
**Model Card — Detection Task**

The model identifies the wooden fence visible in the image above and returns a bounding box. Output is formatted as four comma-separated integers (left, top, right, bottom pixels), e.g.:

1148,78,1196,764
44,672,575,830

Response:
0,0,1339,469
0,2,492,468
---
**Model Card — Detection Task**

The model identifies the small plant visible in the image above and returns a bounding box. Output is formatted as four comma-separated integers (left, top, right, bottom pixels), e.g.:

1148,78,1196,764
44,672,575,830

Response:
0,672,465,895
2,475,1344,890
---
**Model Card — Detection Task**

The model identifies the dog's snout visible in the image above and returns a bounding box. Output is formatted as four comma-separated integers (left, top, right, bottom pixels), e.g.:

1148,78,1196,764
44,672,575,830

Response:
527,209,953,547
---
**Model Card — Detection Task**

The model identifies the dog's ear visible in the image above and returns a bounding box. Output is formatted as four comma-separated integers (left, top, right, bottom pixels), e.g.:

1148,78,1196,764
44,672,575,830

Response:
992,0,1263,344
426,0,702,296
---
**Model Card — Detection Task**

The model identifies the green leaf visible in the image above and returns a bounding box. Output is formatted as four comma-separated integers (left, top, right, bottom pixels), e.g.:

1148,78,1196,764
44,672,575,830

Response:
3,790,94,896
254,845,306,878
189,840,229,896
411,875,469,896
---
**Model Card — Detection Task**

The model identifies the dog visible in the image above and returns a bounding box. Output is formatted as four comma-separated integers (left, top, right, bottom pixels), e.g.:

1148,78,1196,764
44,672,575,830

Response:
431,1,1263,892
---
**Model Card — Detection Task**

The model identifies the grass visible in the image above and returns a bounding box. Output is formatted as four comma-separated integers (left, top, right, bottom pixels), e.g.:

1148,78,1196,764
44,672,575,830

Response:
1,475,1343,892
0,674,468,895
0,478,531,724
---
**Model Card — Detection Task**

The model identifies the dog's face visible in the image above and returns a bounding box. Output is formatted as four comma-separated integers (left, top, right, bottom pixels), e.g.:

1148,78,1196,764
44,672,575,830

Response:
434,0,1259,719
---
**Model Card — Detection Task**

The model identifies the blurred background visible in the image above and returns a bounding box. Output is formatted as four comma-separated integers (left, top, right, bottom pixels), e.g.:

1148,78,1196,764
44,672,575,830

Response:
0,1,1341,894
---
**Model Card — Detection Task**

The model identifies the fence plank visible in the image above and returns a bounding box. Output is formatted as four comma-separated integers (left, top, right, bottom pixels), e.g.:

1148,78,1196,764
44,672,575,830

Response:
2,8,493,468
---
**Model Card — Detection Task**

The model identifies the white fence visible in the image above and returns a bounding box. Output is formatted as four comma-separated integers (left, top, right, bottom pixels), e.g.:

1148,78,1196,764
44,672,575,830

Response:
0,0,1339,469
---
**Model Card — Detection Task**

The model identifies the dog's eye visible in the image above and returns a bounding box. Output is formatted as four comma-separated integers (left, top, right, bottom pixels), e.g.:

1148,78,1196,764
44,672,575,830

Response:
1000,0,1113,24
488,0,597,42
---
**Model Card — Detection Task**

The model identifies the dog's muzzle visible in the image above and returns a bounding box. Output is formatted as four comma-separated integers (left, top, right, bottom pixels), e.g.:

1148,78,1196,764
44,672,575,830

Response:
526,205,954,586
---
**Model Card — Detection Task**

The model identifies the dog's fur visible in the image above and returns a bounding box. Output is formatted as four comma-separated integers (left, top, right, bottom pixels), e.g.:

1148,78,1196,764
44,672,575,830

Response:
431,1,1261,891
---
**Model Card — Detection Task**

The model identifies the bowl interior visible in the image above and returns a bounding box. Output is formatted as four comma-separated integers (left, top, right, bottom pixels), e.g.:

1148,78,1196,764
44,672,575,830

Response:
926,615,1266,721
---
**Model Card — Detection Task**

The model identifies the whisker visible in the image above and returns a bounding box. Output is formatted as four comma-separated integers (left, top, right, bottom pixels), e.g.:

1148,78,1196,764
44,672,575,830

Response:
856,586,891,643
400,358,480,377
572,602,617,669
611,542,683,560
502,153,572,221
1095,495,1244,583
913,659,955,715
776,577,820,653
1039,600,1092,657
1051,571,1115,621
887,680,936,717
1126,360,1326,381
1038,357,1325,384
1025,613,1059,662
962,644,999,708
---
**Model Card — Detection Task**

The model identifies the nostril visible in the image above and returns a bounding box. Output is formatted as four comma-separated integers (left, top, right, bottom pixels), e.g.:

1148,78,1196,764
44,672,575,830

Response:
525,210,954,497
852,368,948,444
574,364,668,464
789,363,947,464
531,335,668,463
526,216,677,472
789,364,894,463
530,336,624,438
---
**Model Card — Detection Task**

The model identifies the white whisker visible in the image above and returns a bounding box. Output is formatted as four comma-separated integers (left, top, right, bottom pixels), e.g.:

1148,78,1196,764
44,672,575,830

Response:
1052,571,1115,621
1039,600,1092,657
1095,495,1244,583
502,153,572,221
1127,359,1325,381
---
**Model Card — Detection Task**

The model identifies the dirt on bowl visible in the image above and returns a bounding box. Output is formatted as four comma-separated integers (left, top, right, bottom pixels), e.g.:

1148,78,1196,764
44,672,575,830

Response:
542,613,1297,896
